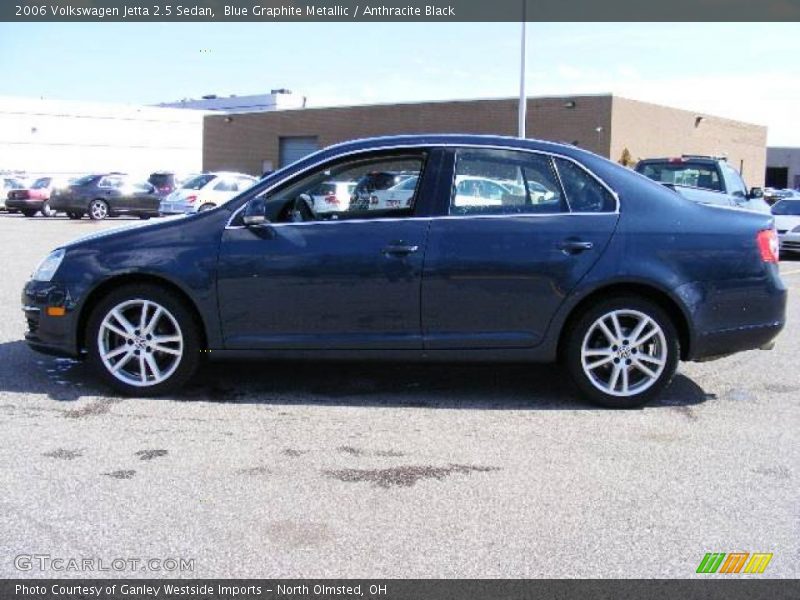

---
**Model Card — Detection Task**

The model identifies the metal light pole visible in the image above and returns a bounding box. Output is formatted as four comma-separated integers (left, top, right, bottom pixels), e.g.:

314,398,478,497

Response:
518,0,527,138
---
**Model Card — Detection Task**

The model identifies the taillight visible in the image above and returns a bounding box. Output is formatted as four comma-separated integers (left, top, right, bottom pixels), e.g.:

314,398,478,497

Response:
324,193,339,205
757,229,779,263
185,195,197,204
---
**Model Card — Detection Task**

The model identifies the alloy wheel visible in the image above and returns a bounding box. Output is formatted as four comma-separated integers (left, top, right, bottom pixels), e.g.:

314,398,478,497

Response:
90,200,108,220
580,309,667,397
97,299,184,387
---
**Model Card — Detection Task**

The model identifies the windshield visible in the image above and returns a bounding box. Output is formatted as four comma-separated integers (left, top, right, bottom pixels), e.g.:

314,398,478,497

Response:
771,200,800,216
32,177,51,189
181,174,216,190
637,162,723,192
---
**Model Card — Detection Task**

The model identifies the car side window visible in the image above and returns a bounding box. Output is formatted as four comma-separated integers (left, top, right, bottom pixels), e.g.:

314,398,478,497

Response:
98,176,124,189
450,149,567,215
214,178,238,192
254,153,426,223
554,158,616,212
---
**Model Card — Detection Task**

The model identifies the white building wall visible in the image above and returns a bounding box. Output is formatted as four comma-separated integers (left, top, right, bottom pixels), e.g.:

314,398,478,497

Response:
157,92,305,113
0,96,206,177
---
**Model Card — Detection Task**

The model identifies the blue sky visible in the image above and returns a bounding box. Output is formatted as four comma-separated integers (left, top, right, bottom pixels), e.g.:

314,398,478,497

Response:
1,22,798,144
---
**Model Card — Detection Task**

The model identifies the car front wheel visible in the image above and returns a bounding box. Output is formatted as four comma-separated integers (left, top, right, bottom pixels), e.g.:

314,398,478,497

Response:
564,296,679,408
89,199,109,220
87,285,201,395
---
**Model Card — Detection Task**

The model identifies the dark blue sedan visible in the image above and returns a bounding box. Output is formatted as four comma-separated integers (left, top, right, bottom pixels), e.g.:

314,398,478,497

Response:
22,135,786,407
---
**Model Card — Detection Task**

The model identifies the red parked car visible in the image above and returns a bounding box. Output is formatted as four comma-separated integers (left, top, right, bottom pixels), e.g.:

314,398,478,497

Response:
6,176,69,217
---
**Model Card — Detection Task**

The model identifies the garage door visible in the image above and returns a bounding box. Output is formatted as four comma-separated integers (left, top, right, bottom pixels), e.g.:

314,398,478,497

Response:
279,136,320,168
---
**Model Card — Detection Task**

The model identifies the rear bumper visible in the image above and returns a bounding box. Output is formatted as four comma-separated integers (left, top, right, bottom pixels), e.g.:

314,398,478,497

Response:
6,198,42,211
681,269,787,361
691,321,784,361
159,200,196,215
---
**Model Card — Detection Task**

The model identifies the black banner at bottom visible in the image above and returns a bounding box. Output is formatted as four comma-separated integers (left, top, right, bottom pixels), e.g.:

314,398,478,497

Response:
3,579,800,600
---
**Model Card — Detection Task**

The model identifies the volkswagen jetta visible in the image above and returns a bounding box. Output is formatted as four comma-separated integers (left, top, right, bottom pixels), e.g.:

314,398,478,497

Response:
22,135,786,407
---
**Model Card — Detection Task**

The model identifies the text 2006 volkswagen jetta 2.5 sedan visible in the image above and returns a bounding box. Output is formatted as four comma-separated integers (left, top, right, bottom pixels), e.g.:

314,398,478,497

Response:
22,135,786,408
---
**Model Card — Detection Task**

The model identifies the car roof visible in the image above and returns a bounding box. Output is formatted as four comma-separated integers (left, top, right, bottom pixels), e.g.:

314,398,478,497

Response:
320,134,584,158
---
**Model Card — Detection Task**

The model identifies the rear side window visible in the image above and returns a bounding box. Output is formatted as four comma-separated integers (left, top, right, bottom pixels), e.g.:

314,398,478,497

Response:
99,175,125,189
554,158,616,212
213,179,238,192
450,149,567,215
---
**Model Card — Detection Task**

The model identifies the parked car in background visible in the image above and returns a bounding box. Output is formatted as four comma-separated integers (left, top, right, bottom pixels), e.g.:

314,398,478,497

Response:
635,155,770,213
158,172,257,215
772,199,800,254
22,135,786,408
349,171,414,210
309,180,357,213
764,188,800,206
49,173,161,220
1,176,27,211
6,176,77,217
148,171,178,197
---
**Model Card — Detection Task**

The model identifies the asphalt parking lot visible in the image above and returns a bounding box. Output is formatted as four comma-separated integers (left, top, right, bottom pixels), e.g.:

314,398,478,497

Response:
0,213,797,579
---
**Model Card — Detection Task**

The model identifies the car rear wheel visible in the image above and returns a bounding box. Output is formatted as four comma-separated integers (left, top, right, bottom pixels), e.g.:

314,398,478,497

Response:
563,296,679,408
40,201,56,217
89,199,109,220
198,203,216,212
22,210,36,218
87,285,201,396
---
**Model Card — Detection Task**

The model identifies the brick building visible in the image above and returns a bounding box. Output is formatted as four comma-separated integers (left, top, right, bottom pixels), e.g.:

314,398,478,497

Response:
203,94,768,186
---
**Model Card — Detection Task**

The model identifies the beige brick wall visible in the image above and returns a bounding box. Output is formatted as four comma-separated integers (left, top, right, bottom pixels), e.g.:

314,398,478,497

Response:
203,95,614,175
609,96,767,187
203,94,765,187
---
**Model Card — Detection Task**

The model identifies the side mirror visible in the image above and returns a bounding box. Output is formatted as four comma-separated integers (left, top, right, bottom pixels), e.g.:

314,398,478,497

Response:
749,187,764,200
243,196,268,226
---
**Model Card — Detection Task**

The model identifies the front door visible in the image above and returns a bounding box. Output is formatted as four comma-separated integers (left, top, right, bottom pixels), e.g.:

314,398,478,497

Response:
217,149,437,350
422,148,620,349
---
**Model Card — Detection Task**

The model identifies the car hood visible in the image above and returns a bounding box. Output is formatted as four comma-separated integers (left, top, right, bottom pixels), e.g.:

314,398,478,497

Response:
62,215,188,249
774,214,800,231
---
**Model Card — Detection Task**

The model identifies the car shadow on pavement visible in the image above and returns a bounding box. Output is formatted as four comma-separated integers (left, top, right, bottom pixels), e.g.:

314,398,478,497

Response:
0,340,715,410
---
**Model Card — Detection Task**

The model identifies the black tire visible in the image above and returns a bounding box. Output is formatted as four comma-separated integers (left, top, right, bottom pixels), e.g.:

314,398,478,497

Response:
67,212,83,220
88,199,109,220
21,210,36,218
86,284,202,396
138,215,151,220
563,296,679,409
198,203,216,212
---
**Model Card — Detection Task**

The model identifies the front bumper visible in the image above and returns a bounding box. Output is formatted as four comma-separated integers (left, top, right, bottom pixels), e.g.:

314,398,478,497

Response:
22,280,81,358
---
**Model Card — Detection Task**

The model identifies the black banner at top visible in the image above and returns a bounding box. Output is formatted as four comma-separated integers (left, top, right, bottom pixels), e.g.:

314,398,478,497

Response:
4,0,800,22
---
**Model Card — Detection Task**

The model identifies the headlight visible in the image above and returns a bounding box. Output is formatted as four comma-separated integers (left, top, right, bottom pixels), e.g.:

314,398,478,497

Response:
33,248,66,282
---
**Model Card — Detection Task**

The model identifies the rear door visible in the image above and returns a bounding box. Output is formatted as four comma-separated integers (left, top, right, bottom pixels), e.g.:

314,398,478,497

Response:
422,148,619,349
